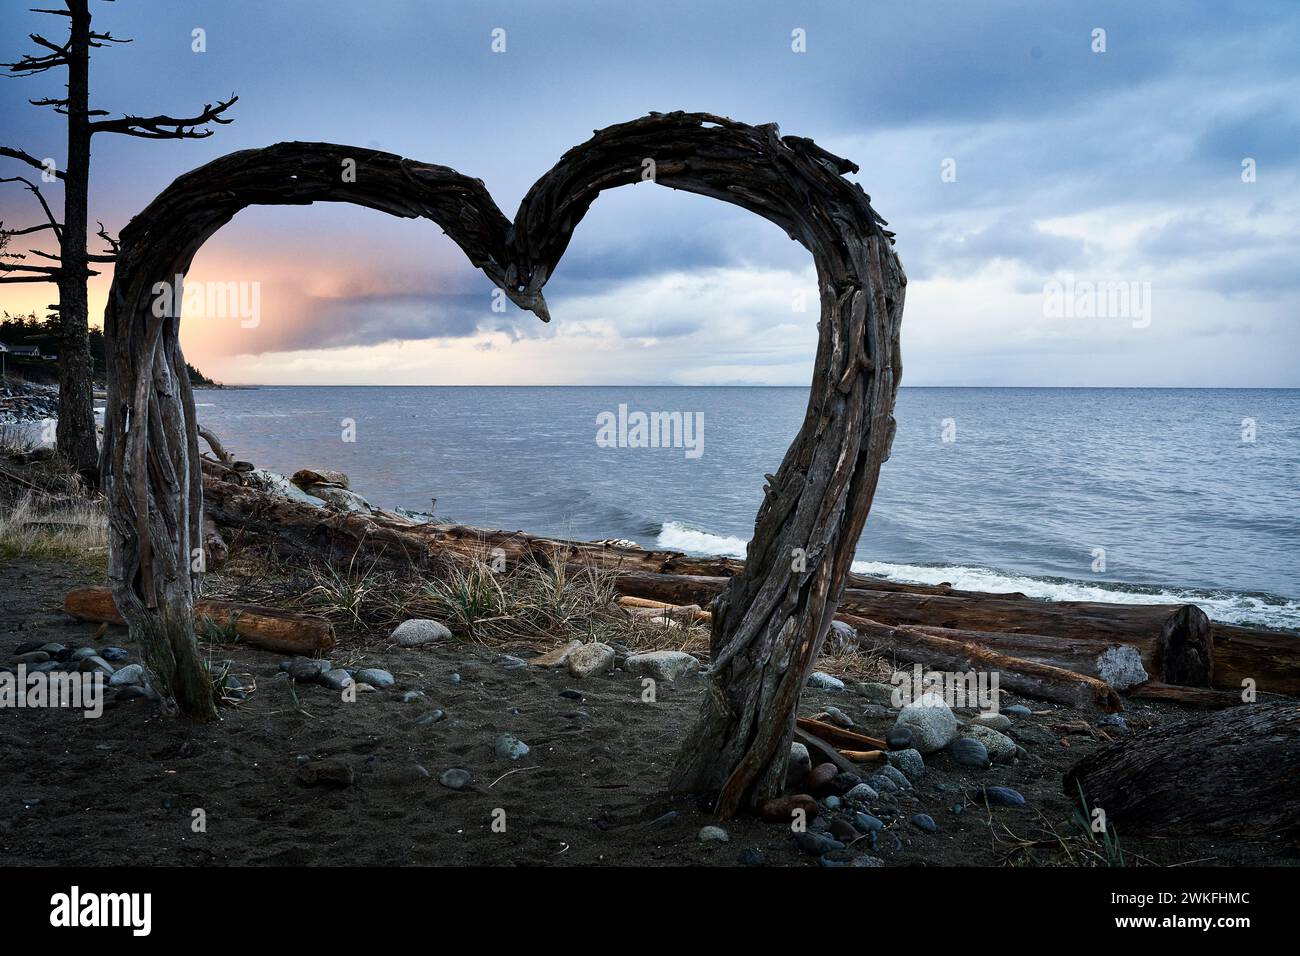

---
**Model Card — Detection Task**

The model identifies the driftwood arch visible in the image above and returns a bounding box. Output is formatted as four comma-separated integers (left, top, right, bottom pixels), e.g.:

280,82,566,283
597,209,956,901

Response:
102,111,905,816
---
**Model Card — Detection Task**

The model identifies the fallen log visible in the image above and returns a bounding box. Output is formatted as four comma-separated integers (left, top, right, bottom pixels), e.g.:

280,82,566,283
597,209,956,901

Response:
842,615,1123,711
1064,700,1300,836
64,586,335,655
608,570,1298,696
1127,682,1249,709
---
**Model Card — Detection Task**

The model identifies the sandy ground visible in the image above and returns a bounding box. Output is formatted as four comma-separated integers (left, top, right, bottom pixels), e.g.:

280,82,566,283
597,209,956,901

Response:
2,556,1294,868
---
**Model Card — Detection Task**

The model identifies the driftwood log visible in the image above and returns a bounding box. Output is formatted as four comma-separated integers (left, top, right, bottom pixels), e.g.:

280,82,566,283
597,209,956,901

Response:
842,616,1123,710
64,586,335,655
1064,701,1300,837
99,112,903,818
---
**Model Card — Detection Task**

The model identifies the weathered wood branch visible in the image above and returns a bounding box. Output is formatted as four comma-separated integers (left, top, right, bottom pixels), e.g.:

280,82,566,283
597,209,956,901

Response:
64,586,335,655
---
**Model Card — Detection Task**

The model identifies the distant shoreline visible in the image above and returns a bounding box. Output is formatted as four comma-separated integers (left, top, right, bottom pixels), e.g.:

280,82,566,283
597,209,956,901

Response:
204,383,1300,390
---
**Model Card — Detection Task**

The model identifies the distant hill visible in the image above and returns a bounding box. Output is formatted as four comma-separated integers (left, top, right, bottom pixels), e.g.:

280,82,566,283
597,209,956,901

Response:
1,311,219,387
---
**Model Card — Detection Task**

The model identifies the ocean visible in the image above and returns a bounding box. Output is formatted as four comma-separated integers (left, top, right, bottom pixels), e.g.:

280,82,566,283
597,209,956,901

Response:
192,385,1300,631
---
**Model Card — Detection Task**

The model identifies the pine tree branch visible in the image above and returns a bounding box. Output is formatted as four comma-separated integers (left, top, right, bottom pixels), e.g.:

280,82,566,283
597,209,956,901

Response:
90,94,238,139
0,174,63,242
0,145,65,179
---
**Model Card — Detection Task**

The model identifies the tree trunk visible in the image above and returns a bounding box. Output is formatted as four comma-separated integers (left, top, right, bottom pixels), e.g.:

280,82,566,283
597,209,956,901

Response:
54,0,100,481
1063,701,1300,836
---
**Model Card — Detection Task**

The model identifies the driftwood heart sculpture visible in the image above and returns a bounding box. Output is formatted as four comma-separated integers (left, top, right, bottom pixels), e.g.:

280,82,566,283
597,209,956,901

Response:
101,111,905,816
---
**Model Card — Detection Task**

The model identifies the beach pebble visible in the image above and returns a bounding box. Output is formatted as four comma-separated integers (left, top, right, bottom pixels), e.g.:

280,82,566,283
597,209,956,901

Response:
804,762,839,795
70,647,99,662
108,664,145,687
100,647,129,663
400,690,425,703
438,768,473,790
38,643,65,655
495,733,530,760
354,667,394,688
786,742,812,788
969,711,1013,732
892,693,959,753
854,812,884,832
1096,645,1149,691
823,705,855,728
318,668,354,691
15,651,50,665
78,656,114,676
622,651,700,682
981,786,1026,808
886,748,925,783
829,817,858,842
956,724,1018,763
845,783,879,805
415,710,446,726
761,794,818,823
390,619,451,647
910,813,939,832
948,737,991,769
698,825,730,843
495,654,529,670
794,831,844,856
806,671,845,692
736,847,768,866
877,764,913,791
559,689,584,701
829,773,862,796
886,726,915,751
566,642,615,679
864,772,898,794
13,641,44,656
284,658,332,682
1004,704,1033,717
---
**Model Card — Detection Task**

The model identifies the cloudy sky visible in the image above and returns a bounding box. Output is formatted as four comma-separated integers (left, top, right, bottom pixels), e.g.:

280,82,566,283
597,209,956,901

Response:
2,0,1297,386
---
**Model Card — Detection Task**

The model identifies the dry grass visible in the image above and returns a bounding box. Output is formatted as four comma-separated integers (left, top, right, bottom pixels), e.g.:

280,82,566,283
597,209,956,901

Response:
0,490,108,563
0,424,38,456
280,548,709,656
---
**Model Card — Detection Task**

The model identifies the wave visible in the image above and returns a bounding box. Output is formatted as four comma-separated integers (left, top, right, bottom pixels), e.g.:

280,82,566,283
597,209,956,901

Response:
849,560,1300,631
654,521,1300,632
656,520,749,559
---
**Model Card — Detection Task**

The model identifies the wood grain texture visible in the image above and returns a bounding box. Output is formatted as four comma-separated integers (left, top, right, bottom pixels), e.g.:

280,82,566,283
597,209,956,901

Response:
1064,701,1300,836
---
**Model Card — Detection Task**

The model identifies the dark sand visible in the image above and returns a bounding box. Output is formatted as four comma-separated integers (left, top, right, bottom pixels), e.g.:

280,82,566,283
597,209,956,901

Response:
1,557,1293,867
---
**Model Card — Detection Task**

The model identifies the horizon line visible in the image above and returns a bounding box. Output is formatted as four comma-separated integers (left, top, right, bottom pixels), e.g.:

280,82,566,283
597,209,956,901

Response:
206,383,1300,390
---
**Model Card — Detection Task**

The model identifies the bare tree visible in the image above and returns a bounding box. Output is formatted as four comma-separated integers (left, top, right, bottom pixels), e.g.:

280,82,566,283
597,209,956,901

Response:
0,0,236,481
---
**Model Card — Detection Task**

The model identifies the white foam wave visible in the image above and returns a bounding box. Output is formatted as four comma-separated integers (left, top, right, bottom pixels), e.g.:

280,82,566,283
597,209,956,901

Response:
656,520,748,559
653,521,1300,631
850,560,1300,631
